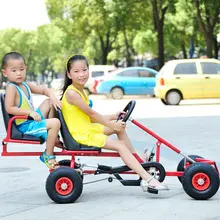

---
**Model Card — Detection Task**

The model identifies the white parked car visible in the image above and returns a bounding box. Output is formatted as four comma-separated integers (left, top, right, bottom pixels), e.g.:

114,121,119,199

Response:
85,65,116,94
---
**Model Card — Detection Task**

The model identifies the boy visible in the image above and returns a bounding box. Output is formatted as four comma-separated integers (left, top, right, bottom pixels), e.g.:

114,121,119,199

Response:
2,52,62,169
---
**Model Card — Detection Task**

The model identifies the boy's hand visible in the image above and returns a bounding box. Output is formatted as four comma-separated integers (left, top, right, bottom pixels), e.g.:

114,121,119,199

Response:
29,111,41,121
112,120,126,132
51,97,62,110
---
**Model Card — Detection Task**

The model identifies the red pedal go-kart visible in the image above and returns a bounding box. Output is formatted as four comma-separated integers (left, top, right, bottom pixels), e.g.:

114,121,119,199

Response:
1,94,220,203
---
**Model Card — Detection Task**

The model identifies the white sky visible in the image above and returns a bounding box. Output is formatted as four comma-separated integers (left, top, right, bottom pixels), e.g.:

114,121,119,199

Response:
0,0,50,30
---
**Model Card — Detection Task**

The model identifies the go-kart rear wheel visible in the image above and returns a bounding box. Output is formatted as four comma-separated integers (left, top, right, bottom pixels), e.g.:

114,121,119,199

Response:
182,162,219,200
144,162,166,183
58,159,84,180
177,155,204,183
46,167,83,204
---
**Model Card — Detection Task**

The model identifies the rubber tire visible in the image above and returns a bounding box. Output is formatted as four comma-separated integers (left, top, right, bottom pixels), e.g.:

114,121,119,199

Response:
182,162,219,200
177,155,204,183
46,167,83,204
144,162,166,182
110,87,124,99
161,99,168,105
58,160,80,168
58,160,83,180
166,90,182,105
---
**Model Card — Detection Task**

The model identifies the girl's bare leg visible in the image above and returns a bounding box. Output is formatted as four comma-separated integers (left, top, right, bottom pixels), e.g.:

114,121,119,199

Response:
39,99,62,147
104,127,136,153
103,137,163,187
39,99,56,119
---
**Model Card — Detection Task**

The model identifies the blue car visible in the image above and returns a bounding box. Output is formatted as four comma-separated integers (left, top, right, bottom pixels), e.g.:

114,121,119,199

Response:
96,67,158,99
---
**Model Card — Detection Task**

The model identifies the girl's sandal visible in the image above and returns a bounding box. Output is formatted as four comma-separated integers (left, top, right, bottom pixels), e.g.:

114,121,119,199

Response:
40,151,60,170
140,176,169,193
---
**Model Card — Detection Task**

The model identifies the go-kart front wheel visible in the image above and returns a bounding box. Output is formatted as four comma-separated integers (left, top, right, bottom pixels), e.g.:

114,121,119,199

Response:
177,155,204,183
46,167,83,204
182,162,219,200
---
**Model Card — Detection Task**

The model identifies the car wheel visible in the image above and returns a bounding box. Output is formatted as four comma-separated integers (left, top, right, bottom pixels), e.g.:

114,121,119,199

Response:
161,99,168,105
166,90,182,105
110,87,124,99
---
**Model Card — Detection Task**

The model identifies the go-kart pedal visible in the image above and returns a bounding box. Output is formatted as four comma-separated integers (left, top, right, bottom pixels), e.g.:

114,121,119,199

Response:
95,164,112,175
97,165,112,171
147,188,158,194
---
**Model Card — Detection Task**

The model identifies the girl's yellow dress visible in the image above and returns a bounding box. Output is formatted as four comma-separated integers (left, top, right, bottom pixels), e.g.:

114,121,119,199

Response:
62,85,107,148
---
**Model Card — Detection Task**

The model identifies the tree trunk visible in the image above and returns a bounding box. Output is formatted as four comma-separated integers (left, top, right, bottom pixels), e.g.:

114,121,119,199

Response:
42,58,49,83
123,28,132,67
194,0,219,58
102,48,108,65
151,0,167,69
157,26,164,68
181,42,187,59
206,37,213,58
213,38,219,59
99,36,109,65
98,29,117,65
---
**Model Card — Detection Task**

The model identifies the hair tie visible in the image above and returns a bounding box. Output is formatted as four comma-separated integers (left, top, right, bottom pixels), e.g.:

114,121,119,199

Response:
66,53,82,70
66,54,78,70
66,54,74,70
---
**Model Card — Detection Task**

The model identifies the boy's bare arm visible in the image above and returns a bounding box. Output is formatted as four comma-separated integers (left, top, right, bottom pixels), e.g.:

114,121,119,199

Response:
28,83,61,109
27,82,53,96
5,84,31,115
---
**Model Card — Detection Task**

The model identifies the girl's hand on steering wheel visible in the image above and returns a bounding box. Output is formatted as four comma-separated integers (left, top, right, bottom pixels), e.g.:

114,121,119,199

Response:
115,111,126,120
113,120,126,132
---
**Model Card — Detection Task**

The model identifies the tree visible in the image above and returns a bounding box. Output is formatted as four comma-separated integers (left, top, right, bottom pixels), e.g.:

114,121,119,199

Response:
46,0,120,64
34,24,66,82
149,0,177,68
164,0,195,59
109,0,145,66
194,0,220,58
0,28,37,84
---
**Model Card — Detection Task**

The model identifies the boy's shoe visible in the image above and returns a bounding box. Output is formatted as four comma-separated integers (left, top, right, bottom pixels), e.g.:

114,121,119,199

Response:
40,151,59,169
140,177,169,192
142,147,155,162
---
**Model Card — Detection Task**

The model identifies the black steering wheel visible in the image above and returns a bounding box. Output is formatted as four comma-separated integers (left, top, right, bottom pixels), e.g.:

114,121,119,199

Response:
117,100,136,122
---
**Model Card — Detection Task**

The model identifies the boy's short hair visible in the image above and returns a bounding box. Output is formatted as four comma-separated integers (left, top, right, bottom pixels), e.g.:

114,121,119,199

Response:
1,52,26,69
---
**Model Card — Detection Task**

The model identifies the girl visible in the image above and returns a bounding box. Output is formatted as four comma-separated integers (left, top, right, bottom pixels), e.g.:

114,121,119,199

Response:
61,54,169,193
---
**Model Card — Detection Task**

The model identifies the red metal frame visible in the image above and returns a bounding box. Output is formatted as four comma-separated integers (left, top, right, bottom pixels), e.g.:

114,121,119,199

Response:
1,116,219,177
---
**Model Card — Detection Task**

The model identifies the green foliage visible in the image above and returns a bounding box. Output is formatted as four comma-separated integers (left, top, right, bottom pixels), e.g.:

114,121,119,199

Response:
0,0,219,77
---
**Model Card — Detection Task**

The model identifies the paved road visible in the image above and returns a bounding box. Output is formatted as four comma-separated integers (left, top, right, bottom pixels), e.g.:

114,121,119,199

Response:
1,96,220,220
